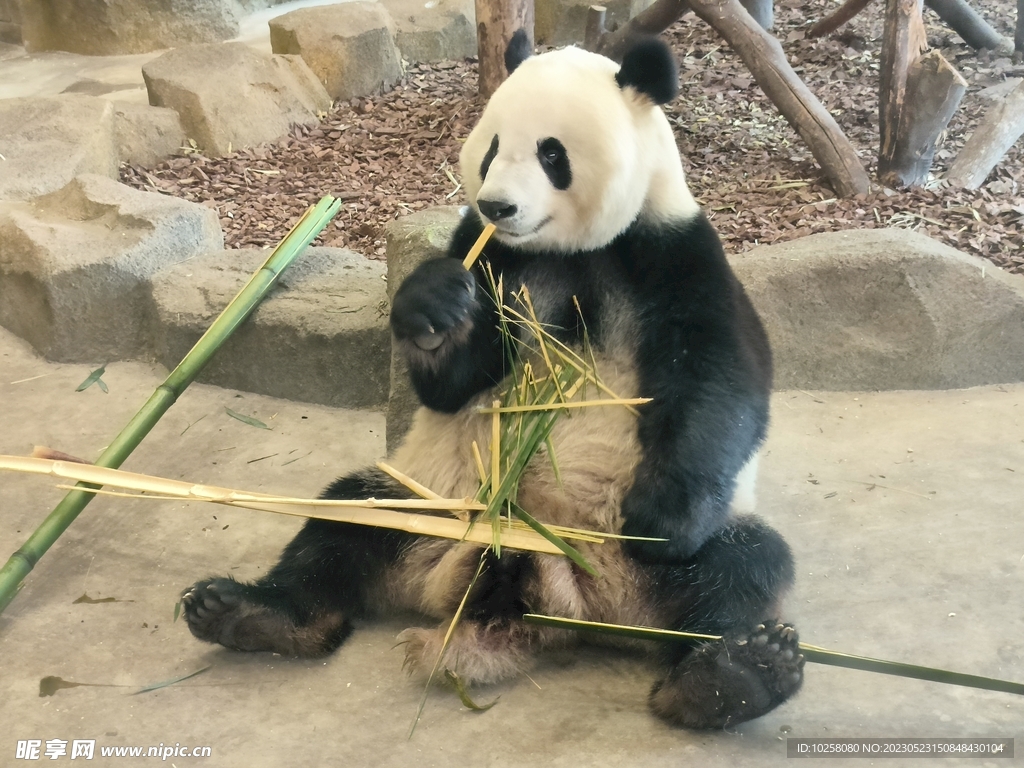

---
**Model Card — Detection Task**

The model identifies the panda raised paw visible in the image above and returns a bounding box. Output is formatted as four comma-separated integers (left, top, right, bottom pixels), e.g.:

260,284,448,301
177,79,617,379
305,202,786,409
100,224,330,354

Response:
649,621,805,730
390,258,478,352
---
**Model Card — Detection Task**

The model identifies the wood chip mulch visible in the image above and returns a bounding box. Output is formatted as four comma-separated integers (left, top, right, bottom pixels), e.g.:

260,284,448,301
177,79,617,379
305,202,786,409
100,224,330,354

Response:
120,0,1023,274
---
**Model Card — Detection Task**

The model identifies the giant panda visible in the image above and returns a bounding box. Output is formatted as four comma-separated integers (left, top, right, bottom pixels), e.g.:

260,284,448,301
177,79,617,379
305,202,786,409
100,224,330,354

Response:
181,34,804,730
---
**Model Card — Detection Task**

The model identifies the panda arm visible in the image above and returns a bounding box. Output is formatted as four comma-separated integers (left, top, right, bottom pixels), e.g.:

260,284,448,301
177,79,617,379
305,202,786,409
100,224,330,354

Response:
390,215,508,412
618,219,772,564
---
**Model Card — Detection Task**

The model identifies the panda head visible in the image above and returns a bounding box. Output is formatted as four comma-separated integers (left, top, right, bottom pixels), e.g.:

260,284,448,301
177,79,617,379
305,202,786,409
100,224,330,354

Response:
460,35,700,254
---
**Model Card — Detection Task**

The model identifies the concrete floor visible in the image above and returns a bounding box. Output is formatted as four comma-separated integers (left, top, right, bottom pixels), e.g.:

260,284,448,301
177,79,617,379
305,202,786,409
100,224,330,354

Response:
0,325,1021,767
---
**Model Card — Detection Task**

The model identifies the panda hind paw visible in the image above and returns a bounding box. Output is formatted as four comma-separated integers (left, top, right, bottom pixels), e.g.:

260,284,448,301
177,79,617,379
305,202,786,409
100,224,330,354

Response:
650,621,805,729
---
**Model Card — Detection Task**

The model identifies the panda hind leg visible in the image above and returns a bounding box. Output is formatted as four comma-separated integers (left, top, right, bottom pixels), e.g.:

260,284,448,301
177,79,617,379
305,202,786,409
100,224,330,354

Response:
647,515,805,729
182,469,415,657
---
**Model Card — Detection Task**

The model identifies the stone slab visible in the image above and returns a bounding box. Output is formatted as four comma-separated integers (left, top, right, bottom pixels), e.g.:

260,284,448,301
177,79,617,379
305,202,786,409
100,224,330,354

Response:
731,228,1024,390
383,206,463,452
113,102,186,167
381,0,476,64
0,94,118,201
142,42,330,157
269,2,403,102
0,174,223,362
19,0,240,55
151,246,391,409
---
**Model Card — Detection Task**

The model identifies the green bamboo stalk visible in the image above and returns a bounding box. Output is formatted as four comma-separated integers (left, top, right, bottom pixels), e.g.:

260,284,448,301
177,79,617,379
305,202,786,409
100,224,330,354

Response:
523,614,1024,697
0,196,343,615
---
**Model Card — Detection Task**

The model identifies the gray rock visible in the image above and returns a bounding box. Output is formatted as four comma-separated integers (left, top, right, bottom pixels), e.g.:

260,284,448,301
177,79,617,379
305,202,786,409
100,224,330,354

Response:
0,0,20,44
142,43,331,157
151,247,390,409
0,95,118,201
19,0,239,55
381,0,476,64
536,0,654,46
384,206,463,452
113,102,186,167
731,229,1024,390
0,174,223,363
269,2,403,102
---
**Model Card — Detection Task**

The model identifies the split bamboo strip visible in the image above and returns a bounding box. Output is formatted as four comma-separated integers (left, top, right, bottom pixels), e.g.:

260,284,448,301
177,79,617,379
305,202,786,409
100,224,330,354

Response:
0,456,566,555
0,197,342,616
462,223,497,269
523,614,1024,697
477,398,652,413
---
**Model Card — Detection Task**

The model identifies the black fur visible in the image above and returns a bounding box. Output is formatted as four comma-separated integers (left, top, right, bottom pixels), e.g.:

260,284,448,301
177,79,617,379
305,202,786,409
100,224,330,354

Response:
479,134,499,182
615,37,679,105
504,28,532,74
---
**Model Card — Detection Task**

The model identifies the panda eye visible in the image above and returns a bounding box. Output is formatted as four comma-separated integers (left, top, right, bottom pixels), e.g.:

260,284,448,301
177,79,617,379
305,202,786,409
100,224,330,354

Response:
537,138,571,190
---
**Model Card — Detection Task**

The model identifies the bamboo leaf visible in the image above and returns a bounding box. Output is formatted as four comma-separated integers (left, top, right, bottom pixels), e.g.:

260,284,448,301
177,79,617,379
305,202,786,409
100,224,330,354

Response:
522,614,1024,698
76,366,108,393
173,599,181,623
224,407,271,430
444,668,498,711
511,504,599,577
132,665,211,695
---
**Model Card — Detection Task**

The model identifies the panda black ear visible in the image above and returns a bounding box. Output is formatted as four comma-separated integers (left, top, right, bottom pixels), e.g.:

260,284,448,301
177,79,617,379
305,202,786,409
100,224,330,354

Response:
615,37,678,105
504,28,532,74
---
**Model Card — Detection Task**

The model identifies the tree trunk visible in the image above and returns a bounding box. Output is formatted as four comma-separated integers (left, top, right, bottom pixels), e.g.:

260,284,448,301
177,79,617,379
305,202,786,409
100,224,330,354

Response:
476,0,535,98
589,0,691,61
808,0,875,38
1015,0,1023,64
584,5,608,51
924,0,1008,50
947,79,1024,188
879,0,966,186
687,0,870,196
738,0,773,29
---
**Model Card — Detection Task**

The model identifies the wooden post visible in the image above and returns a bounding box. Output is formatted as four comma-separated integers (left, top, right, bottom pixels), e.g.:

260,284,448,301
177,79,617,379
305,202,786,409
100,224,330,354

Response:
687,0,870,196
924,0,1008,51
588,0,691,61
947,80,1024,188
476,0,535,98
1015,0,1023,64
584,5,608,51
879,0,966,186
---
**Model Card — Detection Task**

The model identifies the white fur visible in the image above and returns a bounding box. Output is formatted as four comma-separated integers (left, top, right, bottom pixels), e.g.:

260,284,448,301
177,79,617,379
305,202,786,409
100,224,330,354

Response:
460,46,699,254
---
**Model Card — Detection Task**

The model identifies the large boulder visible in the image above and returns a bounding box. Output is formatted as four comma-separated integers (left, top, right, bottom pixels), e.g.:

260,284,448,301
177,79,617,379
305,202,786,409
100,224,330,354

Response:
142,43,331,157
380,0,476,64
0,175,223,362
535,0,654,46
731,229,1024,390
0,95,118,201
269,3,403,102
113,102,186,167
19,0,240,55
384,206,463,452
151,247,390,409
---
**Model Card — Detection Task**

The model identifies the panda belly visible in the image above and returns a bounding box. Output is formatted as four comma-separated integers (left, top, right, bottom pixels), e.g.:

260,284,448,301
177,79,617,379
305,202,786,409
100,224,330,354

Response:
386,353,660,628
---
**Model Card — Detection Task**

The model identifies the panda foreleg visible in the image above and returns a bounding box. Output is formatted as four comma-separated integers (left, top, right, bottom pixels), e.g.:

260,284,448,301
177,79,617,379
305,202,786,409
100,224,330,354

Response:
646,515,805,729
181,468,415,657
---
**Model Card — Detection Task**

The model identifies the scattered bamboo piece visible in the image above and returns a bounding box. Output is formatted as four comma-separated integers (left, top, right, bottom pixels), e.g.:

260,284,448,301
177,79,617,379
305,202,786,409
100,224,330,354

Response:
462,222,496,269
523,614,1024,697
477,398,652,414
0,196,343,617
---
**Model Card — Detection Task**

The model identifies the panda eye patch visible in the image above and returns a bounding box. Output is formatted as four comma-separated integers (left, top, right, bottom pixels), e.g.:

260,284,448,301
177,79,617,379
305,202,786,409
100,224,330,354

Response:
537,138,571,190
480,135,499,181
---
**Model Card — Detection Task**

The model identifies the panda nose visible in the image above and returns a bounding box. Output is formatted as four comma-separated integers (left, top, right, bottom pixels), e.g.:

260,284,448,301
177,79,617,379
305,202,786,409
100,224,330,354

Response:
477,199,518,222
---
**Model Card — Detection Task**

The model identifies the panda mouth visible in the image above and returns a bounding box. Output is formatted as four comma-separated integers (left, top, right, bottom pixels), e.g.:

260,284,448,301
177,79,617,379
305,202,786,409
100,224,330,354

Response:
497,216,552,239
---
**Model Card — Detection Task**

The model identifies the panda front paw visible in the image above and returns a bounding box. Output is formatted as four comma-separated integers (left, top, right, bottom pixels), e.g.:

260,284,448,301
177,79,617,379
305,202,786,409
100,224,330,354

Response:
391,258,477,352
649,621,804,729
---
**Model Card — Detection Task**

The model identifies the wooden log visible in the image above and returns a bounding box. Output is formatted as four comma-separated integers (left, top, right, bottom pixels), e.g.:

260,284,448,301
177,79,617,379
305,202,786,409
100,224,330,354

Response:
589,0,691,61
808,0,875,38
924,0,1009,51
1015,0,1023,64
947,79,1024,188
880,51,966,186
878,0,927,182
687,0,871,196
476,0,535,98
584,4,608,51
739,0,773,30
